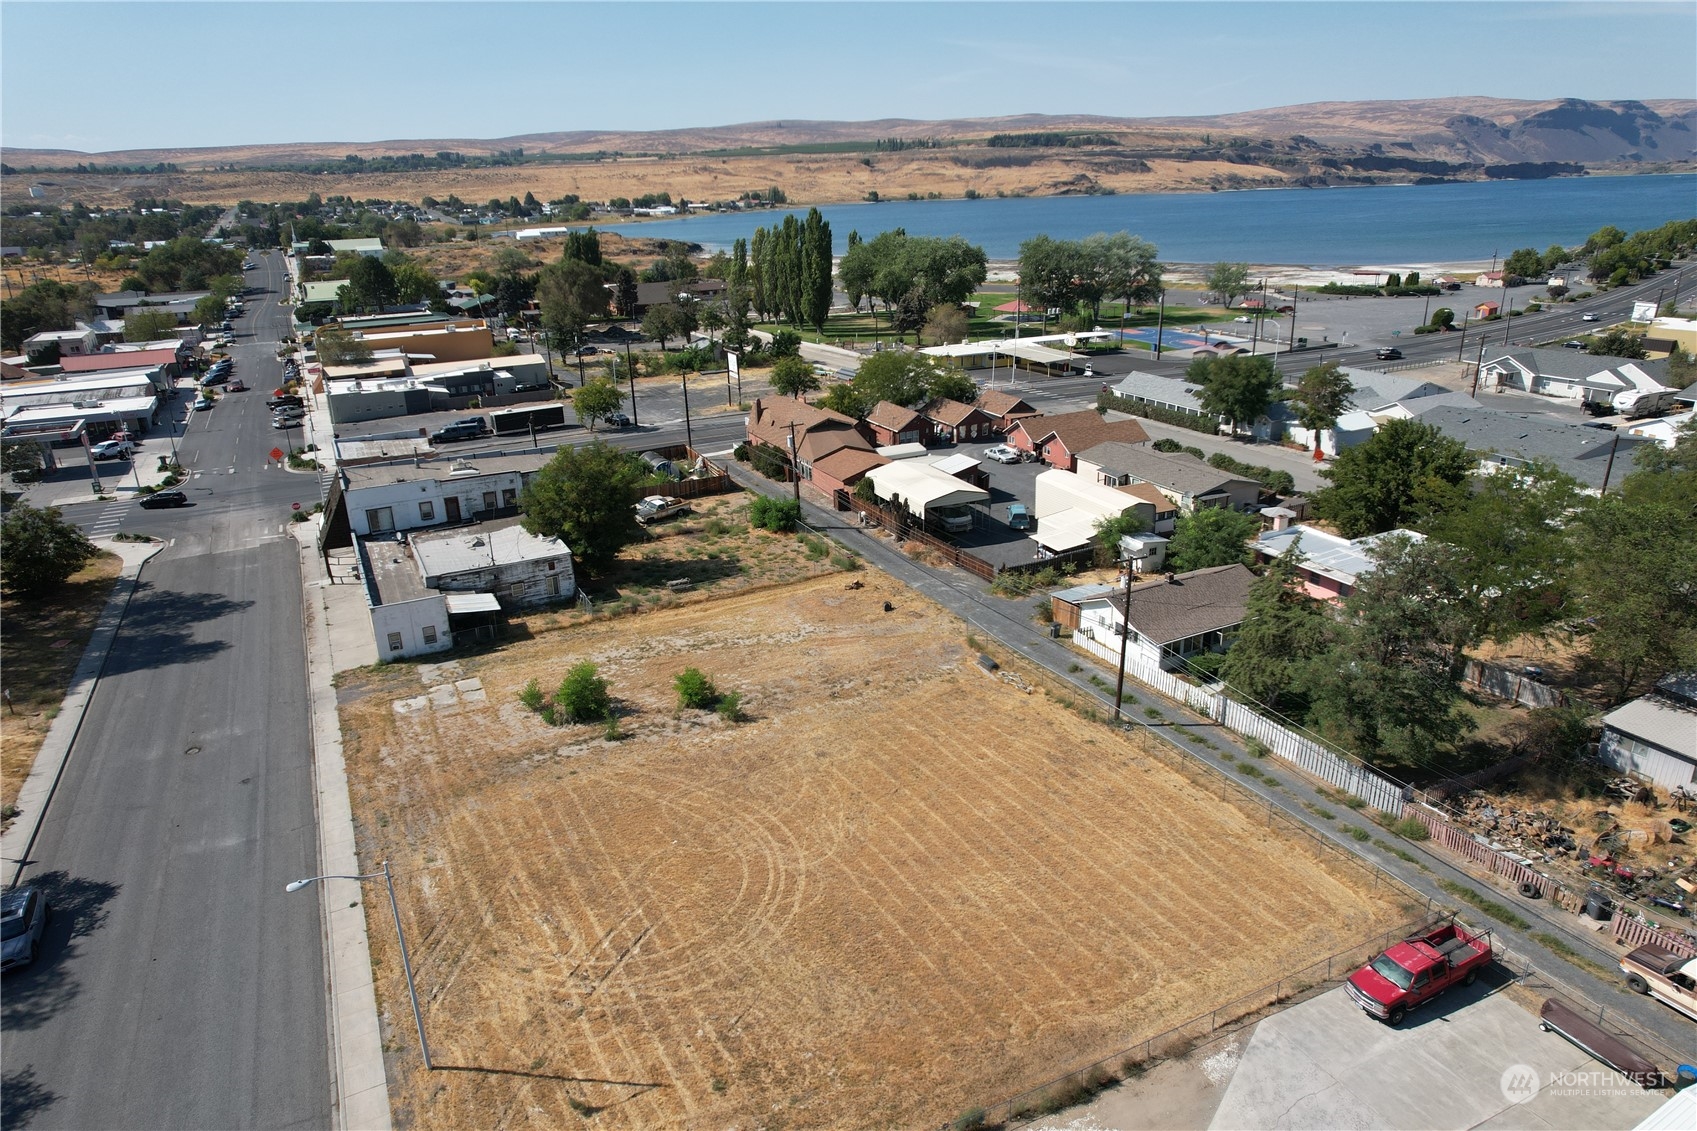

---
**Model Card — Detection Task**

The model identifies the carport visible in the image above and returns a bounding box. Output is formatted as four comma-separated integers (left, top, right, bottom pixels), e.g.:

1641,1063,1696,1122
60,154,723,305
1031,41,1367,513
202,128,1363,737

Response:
863,460,989,524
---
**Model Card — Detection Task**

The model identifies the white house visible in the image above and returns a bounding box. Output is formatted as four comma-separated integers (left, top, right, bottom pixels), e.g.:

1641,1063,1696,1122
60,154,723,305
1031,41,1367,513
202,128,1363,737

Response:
22,327,98,358
1599,674,1697,791
1075,564,1257,671
1031,466,1158,557
339,452,549,536
411,520,575,608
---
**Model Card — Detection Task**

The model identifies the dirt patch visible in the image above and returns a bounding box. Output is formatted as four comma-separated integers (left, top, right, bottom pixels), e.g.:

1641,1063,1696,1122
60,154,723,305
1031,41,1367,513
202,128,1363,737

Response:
339,568,1409,1129
1,551,123,825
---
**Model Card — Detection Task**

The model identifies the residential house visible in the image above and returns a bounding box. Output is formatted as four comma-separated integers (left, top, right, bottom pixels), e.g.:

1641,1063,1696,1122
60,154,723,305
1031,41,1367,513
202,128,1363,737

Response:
1253,523,1425,603
1075,564,1257,671
809,447,888,495
1643,316,1697,359
974,389,1039,433
409,518,575,608
1599,673,1697,791
1278,367,1457,456
1474,271,1504,288
1479,348,1675,407
325,237,385,257
58,345,185,385
1474,302,1500,319
1007,410,1151,471
921,397,996,445
633,279,727,316
1075,441,1261,513
863,400,926,447
745,396,876,484
90,289,210,322
1408,403,1652,492
1625,408,1697,448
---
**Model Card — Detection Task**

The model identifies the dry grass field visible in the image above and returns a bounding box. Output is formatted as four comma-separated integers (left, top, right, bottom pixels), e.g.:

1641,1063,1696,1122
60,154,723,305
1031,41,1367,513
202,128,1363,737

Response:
0,551,122,826
337,572,1412,1130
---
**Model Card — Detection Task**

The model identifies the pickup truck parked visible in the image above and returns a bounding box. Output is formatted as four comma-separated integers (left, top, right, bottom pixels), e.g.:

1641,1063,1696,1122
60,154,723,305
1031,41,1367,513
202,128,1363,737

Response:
634,495,690,525
1619,942,1697,1022
1346,919,1493,1025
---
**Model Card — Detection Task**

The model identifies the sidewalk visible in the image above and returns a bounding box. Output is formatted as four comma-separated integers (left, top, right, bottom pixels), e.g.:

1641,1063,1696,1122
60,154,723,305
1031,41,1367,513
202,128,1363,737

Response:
291,517,386,1131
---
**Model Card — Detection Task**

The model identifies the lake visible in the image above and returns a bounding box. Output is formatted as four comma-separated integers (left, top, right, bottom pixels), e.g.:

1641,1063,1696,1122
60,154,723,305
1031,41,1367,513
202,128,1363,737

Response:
605,174,1696,266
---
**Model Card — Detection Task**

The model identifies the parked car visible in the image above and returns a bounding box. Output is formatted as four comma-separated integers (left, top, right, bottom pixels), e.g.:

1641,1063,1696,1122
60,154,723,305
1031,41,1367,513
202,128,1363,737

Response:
1619,942,1697,1022
271,416,303,430
90,440,134,461
634,495,690,525
1375,347,1403,361
138,489,189,509
1581,312,1600,322
1346,919,1493,1025
1564,340,1586,349
1006,503,1033,531
200,371,229,387
268,395,303,410
193,395,214,411
603,412,631,429
430,418,490,444
0,886,50,972
984,444,1023,464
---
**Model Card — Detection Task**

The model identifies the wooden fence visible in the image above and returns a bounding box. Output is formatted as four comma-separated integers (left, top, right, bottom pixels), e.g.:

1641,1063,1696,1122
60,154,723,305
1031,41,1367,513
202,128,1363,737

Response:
1612,911,1697,958
833,493,997,581
1463,659,1569,709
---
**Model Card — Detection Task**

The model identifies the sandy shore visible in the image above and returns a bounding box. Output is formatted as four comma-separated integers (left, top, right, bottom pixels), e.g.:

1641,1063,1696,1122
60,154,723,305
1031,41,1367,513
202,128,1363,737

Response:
985,260,1495,290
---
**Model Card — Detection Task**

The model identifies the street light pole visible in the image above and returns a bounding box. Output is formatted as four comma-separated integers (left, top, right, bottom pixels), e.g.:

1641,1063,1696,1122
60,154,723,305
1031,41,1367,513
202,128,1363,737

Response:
285,861,432,1071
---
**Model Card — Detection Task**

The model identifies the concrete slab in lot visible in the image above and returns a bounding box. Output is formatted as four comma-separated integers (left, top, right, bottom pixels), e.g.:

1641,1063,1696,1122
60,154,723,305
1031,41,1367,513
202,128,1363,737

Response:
1208,986,1664,1131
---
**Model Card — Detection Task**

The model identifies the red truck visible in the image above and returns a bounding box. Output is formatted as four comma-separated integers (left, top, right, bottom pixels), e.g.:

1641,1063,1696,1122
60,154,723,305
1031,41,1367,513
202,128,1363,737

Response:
1346,920,1494,1025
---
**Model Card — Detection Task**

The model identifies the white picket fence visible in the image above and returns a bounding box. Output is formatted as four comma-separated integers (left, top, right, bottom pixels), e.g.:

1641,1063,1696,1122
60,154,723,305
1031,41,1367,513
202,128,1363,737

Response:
1074,631,1408,814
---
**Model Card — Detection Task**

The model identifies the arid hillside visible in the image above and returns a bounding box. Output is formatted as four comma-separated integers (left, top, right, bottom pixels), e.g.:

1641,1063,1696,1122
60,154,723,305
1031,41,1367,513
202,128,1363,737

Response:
5,98,1691,210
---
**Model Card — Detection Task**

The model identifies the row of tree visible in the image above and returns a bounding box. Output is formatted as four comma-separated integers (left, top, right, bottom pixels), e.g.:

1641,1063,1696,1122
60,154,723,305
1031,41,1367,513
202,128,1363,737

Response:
748,209,833,333
837,229,989,342
1220,419,1697,775
1016,232,1164,325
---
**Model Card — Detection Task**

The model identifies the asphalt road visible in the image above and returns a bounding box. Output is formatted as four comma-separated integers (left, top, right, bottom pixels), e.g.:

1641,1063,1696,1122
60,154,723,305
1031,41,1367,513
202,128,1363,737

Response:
2,250,332,1130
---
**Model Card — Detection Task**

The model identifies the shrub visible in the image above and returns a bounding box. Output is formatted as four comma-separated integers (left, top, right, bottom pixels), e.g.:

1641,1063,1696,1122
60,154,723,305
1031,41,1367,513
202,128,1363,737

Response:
518,679,545,712
749,444,790,482
1347,826,1372,842
1390,816,1430,840
769,329,802,357
556,662,611,723
732,442,749,463
950,1108,986,1131
749,495,800,532
675,667,718,709
716,690,744,722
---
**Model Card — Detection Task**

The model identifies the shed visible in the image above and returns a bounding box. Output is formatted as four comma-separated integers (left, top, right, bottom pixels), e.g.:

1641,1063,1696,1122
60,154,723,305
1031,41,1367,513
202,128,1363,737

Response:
1049,582,1116,631
1599,673,1697,791
863,459,990,522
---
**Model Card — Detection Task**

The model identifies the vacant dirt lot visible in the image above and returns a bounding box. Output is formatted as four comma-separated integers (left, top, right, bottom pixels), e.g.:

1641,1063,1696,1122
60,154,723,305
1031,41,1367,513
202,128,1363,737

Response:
339,573,1410,1130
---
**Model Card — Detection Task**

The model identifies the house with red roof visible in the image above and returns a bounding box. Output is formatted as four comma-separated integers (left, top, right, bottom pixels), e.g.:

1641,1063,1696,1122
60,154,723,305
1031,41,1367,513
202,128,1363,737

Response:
1006,410,1151,472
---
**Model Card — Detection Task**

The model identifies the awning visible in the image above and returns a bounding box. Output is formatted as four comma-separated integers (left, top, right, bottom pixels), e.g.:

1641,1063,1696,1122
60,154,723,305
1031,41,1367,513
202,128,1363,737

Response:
444,592,501,614
994,300,1034,313
1032,509,1102,553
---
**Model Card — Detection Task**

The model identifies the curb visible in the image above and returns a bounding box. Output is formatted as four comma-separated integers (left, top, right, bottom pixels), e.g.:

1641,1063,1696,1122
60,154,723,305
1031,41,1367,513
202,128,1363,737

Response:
292,519,392,1131
2,538,163,889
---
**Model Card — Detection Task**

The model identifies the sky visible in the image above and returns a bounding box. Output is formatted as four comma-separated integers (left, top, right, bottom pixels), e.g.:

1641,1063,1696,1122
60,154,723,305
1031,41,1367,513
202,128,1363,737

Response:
3,1,1695,154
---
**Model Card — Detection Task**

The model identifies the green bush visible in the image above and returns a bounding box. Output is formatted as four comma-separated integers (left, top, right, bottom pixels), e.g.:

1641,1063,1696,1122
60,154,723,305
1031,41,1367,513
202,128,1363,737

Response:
769,329,802,357
716,690,744,722
556,662,611,723
1347,826,1372,842
1101,393,1218,435
732,442,749,462
749,445,790,483
1390,816,1430,840
749,495,801,532
675,667,718,710
518,679,545,712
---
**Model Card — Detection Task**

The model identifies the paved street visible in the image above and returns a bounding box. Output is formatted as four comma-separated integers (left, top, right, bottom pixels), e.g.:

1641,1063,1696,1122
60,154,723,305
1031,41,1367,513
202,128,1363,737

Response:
2,252,332,1130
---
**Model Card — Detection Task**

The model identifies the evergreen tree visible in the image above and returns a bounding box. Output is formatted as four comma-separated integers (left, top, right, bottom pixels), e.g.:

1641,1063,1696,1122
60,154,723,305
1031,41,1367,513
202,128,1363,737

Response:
1221,542,1330,711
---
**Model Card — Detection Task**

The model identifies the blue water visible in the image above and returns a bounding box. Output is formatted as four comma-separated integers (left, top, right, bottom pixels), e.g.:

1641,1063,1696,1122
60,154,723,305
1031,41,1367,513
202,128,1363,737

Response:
608,174,1696,265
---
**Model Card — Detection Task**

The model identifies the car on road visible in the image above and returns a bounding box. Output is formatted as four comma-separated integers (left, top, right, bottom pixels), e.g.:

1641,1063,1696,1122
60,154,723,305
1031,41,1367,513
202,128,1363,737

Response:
193,395,214,411
138,489,189,509
431,418,491,444
575,345,600,356
984,444,1023,464
1,886,50,972
1581,312,1600,322
603,412,631,429
1375,347,1403,360
226,379,247,392
1564,340,1586,349
90,439,135,461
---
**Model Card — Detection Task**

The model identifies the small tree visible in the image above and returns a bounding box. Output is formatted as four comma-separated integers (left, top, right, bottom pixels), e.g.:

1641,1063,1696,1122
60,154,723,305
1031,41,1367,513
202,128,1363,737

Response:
674,668,718,710
571,378,624,430
123,308,178,342
1206,262,1251,308
770,355,820,399
1,503,98,594
920,302,969,346
642,303,686,350
315,329,372,366
924,368,980,406
1428,307,1456,330
750,495,801,532
769,329,802,358
1166,507,1260,572
519,442,648,575
3,441,46,481
1092,511,1148,568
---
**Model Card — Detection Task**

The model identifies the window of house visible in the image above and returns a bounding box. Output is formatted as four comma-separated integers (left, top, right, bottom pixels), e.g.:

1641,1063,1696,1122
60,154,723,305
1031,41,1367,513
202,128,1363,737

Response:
387,632,404,653
482,492,498,511
422,625,437,645
419,501,435,522
502,488,517,507
546,560,557,571
366,507,395,532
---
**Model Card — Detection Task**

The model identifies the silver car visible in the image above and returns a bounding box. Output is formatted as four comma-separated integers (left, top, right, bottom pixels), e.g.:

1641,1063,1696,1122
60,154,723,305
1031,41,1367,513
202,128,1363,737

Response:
1,887,50,971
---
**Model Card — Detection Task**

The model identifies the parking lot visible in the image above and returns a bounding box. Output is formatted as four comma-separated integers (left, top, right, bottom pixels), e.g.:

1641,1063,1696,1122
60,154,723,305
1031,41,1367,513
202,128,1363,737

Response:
1033,981,1668,1131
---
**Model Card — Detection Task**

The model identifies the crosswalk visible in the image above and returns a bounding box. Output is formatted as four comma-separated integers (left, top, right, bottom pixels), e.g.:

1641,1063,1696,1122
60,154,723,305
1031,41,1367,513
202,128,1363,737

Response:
84,500,131,539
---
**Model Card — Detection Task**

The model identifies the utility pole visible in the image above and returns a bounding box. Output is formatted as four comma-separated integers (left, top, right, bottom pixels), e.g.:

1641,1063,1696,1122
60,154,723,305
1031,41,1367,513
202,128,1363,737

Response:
1469,336,1487,398
1250,278,1266,354
1153,291,1166,360
1456,313,1470,362
786,421,800,504
1111,561,1135,724
624,341,637,425
1599,433,1621,495
681,369,693,450
1287,286,1299,357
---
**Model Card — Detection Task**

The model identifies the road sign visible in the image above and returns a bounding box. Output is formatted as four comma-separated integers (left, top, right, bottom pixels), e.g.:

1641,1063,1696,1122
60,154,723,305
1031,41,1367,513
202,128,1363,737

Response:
291,503,301,511
270,447,284,461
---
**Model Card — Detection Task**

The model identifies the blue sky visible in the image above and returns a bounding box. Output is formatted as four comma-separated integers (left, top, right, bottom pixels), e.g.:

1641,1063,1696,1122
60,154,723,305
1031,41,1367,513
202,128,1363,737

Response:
4,2,1694,153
